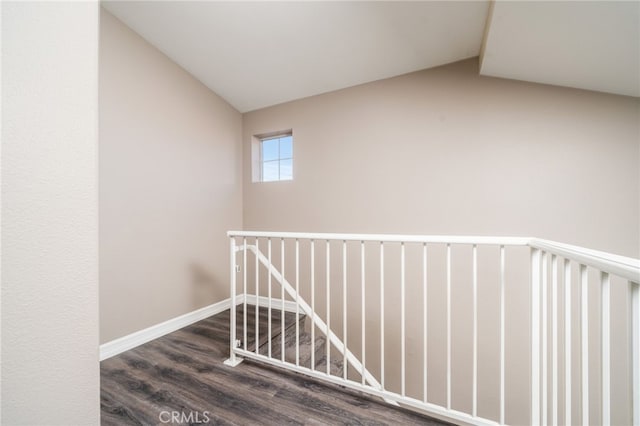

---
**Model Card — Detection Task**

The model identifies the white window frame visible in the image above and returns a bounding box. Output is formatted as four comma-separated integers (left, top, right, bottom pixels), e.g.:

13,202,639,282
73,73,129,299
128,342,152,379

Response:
260,133,293,182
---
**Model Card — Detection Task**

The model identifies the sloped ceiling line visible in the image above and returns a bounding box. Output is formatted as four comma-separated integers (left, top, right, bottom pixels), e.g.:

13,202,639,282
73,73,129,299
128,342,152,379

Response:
103,0,639,113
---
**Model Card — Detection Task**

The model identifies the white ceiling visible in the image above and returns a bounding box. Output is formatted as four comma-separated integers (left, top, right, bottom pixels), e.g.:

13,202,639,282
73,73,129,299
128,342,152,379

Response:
103,1,639,113
102,1,490,112
481,1,640,98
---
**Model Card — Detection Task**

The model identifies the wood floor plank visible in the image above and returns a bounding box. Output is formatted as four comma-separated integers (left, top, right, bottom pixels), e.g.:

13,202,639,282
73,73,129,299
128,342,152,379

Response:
101,307,450,426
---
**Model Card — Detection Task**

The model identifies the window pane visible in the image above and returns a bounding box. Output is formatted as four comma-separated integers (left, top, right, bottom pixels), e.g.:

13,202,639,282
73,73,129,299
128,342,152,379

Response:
280,135,293,159
280,158,293,180
262,160,279,182
262,138,279,162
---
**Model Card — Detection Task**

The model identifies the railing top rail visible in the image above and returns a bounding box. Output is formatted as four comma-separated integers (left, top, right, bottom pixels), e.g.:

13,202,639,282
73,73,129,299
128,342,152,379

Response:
227,231,530,246
530,238,640,283
228,231,640,282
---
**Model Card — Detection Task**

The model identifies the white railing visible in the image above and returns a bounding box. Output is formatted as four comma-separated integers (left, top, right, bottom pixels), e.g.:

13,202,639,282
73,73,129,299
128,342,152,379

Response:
225,231,640,426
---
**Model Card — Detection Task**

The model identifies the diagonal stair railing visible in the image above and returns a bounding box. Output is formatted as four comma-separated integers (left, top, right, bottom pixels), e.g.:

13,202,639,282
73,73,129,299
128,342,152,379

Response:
229,242,391,400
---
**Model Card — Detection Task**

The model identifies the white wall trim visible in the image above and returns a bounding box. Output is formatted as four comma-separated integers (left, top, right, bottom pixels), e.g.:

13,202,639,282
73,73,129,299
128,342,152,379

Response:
100,295,300,360
100,298,231,361
244,294,298,313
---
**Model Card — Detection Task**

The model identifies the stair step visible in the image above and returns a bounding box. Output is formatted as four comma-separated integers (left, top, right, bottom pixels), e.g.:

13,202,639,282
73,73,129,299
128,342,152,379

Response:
315,355,344,378
233,304,343,377
269,330,344,377
271,331,325,367
260,313,307,357
234,304,303,353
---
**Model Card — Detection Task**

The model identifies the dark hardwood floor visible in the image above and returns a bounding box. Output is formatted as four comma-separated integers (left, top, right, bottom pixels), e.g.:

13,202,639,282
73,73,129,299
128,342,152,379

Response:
101,306,450,425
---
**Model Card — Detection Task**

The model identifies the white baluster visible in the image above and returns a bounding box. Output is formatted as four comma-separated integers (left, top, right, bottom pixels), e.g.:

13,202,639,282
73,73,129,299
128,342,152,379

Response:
380,242,385,389
230,237,237,364
551,254,558,426
281,238,285,362
542,252,548,425
632,281,640,426
500,245,506,425
311,240,315,370
361,241,366,386
401,242,406,397
343,240,348,380
447,243,452,410
268,238,272,358
564,258,572,426
326,240,331,374
473,244,478,417
296,239,300,366
580,264,588,426
531,248,541,426
255,238,259,354
423,243,428,403
601,271,610,426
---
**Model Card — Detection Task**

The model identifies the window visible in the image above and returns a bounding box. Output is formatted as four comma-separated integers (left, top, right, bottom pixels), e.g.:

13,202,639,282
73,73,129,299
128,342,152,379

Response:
260,133,293,182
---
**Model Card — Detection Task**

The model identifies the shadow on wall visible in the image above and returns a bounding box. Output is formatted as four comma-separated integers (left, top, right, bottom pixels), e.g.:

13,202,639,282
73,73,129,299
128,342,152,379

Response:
190,263,227,306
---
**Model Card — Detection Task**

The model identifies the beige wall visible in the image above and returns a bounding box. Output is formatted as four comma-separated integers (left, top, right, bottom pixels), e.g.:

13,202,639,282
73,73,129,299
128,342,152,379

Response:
99,9,242,343
1,2,100,424
243,59,639,257
242,59,639,425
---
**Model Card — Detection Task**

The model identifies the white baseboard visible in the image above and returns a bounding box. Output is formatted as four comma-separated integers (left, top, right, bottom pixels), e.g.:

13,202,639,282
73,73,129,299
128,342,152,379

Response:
242,294,299,313
99,298,231,361
99,294,301,361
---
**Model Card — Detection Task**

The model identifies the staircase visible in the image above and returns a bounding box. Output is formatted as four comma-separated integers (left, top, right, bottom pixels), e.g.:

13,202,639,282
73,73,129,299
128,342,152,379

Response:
235,304,343,377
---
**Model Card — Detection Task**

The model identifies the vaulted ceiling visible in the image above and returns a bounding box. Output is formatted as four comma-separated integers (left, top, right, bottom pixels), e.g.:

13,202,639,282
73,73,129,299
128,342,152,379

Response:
103,1,639,113
481,1,639,98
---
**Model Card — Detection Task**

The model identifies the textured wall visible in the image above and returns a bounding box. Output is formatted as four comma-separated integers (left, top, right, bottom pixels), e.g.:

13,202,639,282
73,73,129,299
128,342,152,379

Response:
99,9,243,343
1,2,100,424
